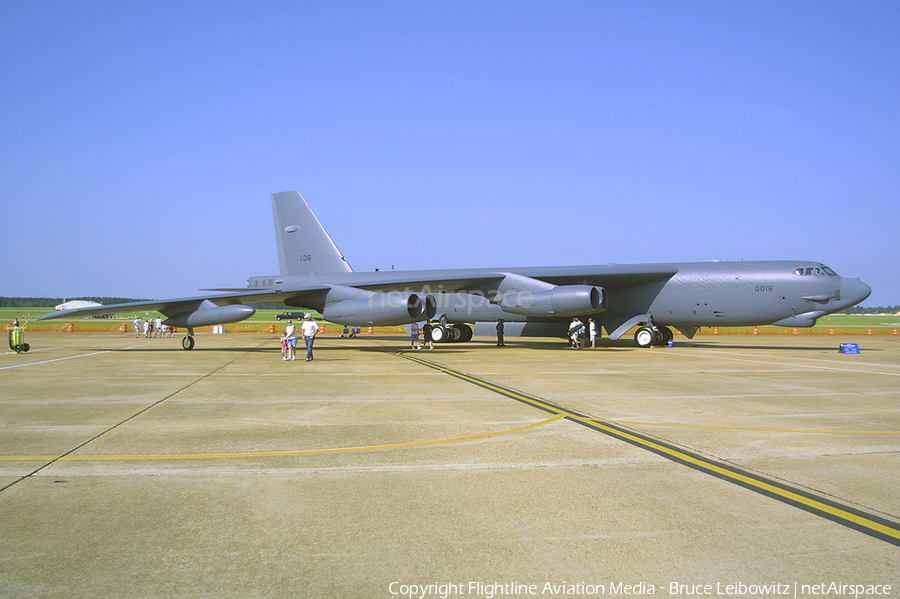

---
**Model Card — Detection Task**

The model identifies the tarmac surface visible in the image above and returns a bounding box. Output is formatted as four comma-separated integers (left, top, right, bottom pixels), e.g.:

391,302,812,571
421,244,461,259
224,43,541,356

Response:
1,332,898,598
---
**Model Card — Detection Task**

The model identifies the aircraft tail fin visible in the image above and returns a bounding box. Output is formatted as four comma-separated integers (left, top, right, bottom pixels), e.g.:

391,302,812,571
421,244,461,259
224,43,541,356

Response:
271,191,354,276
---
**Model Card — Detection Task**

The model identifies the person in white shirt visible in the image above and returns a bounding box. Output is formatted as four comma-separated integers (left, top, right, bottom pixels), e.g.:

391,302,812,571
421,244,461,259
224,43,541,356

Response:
588,318,598,349
405,322,421,350
301,314,320,361
568,318,583,349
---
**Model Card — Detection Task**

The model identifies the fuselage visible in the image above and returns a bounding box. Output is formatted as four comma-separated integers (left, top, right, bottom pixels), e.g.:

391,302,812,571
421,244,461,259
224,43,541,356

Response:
642,260,870,327
248,259,871,336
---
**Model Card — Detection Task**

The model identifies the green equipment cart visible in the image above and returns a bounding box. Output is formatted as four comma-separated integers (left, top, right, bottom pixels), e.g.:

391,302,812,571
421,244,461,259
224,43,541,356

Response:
8,327,30,353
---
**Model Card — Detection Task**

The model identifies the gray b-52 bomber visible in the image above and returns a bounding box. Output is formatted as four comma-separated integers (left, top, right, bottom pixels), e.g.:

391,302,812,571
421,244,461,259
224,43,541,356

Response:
41,191,871,349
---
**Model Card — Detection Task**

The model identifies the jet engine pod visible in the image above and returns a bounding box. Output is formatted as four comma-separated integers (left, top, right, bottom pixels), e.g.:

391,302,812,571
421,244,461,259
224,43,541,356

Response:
500,285,606,317
163,302,256,328
323,292,428,326
424,294,437,320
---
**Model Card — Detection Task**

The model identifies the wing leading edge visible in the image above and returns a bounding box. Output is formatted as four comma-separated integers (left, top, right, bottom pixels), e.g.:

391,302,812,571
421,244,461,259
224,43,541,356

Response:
39,287,332,323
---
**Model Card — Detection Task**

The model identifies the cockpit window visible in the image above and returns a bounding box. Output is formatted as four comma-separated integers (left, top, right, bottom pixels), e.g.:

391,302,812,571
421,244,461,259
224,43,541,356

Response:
794,265,839,276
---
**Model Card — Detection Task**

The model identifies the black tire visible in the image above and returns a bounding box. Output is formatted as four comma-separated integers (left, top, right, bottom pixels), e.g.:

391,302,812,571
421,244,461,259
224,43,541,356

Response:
659,327,673,346
456,324,473,342
182,336,195,350
634,326,656,348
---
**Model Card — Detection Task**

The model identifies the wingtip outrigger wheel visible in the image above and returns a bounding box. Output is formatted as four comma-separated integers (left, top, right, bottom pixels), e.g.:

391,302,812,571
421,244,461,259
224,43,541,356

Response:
182,327,195,350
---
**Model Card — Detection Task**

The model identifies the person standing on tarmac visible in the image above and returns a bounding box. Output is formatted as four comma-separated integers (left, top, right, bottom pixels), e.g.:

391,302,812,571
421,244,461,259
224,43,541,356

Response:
496,319,505,346
405,322,421,350
283,320,298,361
588,318,598,349
301,314,320,361
568,318,584,349
422,321,435,350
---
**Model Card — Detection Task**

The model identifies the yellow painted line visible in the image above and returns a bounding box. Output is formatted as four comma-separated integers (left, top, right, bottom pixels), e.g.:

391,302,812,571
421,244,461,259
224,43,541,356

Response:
575,415,900,544
0,415,564,462
396,353,565,414
395,352,900,546
607,420,900,435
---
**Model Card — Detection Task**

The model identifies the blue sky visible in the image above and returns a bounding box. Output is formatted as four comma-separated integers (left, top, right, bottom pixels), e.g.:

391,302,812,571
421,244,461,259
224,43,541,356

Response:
2,1,898,306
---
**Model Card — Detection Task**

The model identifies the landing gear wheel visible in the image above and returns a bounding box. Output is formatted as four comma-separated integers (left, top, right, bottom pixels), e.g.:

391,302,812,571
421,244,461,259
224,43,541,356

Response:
182,335,195,351
658,327,673,346
431,325,447,343
455,324,473,342
634,326,657,348
448,326,462,342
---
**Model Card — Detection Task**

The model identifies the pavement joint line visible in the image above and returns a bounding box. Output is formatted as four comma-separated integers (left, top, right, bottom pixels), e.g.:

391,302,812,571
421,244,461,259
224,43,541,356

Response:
0,349,117,371
0,341,266,493
665,349,900,377
677,347,900,370
394,351,900,547
1,346,63,355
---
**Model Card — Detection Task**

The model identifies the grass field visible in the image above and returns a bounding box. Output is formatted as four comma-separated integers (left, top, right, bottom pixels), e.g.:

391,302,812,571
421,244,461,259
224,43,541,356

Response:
818,313,900,327
3,306,898,337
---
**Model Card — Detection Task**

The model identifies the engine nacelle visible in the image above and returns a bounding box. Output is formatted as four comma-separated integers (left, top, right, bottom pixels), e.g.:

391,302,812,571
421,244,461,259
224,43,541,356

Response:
500,285,606,317
323,292,430,326
163,302,256,327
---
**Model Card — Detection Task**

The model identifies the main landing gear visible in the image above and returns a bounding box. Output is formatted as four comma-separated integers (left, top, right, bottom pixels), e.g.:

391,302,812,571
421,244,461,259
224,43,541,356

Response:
430,323,473,343
634,325,673,348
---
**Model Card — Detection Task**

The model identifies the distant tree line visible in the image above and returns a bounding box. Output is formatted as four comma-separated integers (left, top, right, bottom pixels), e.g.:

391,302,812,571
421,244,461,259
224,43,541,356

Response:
246,303,297,310
0,297,149,308
841,305,900,315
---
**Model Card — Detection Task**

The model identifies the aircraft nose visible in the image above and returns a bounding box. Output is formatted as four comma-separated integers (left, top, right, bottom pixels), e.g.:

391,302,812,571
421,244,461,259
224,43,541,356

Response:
841,277,871,306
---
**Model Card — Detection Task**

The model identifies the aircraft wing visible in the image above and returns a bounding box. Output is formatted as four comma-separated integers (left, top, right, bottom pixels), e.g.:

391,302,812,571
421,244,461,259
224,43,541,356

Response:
350,273,508,294
515,263,680,289
344,264,679,294
38,286,332,321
